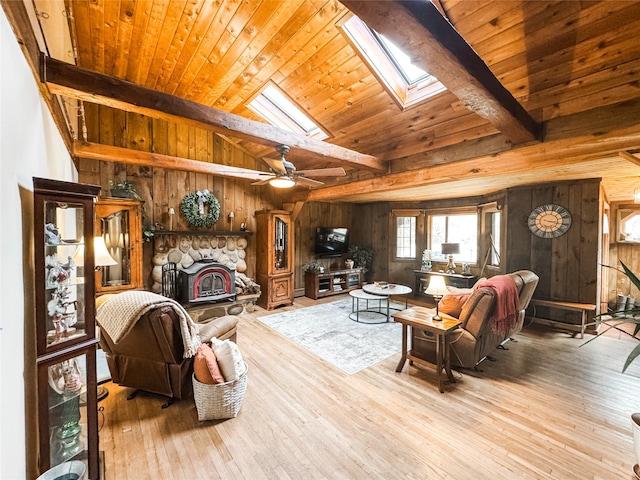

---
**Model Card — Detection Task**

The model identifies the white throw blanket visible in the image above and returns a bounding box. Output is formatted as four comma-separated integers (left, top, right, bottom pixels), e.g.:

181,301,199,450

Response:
96,290,201,358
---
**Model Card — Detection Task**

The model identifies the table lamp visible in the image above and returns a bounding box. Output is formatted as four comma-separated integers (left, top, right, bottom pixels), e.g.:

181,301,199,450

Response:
425,275,449,321
441,242,460,274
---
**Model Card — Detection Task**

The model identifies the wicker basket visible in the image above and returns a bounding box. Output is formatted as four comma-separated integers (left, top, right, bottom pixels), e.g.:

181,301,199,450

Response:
192,363,248,421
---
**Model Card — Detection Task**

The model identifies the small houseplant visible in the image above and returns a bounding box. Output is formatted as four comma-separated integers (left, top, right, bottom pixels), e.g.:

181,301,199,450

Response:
302,260,325,274
348,245,374,281
110,180,141,200
582,261,640,372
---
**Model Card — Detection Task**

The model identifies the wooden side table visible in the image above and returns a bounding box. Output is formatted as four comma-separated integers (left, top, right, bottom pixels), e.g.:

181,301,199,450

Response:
392,306,462,393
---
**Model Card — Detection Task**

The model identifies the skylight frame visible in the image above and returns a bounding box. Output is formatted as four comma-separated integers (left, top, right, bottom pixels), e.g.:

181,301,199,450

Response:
339,15,446,110
248,84,328,140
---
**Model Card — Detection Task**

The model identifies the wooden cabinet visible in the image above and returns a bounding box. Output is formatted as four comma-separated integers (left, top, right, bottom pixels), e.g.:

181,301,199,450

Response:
33,177,101,479
255,210,294,310
95,198,143,294
305,269,362,299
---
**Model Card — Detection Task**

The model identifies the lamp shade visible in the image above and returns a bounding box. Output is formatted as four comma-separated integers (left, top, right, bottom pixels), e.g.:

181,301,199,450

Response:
441,243,460,255
269,177,295,188
94,236,118,267
425,275,449,297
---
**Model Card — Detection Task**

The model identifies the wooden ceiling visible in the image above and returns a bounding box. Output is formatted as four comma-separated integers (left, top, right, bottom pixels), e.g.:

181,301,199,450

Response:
13,0,640,202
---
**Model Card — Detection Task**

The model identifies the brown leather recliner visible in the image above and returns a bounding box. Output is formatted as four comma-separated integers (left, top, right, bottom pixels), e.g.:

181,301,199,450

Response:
412,270,539,369
97,295,238,401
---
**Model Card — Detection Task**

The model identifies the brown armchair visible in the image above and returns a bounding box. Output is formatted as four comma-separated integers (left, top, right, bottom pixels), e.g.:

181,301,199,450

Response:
97,292,238,404
412,270,539,369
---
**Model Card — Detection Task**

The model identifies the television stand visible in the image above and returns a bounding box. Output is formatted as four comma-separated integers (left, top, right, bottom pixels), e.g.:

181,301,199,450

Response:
305,268,362,299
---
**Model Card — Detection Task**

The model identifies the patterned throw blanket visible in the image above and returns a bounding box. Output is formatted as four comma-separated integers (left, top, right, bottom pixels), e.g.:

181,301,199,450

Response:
96,290,201,358
476,276,520,337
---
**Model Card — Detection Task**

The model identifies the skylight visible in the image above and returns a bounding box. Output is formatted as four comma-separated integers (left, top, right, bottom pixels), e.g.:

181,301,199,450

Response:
373,32,429,85
340,15,446,109
248,84,328,140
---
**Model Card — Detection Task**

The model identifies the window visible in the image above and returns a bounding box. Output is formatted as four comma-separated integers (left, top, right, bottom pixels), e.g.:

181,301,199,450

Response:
618,208,640,242
340,15,446,109
396,216,416,258
429,213,478,263
488,211,501,266
248,84,328,140
372,31,429,84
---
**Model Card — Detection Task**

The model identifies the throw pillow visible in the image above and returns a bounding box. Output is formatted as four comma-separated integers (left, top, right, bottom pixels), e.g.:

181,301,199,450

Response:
193,343,225,385
439,293,472,318
211,339,246,382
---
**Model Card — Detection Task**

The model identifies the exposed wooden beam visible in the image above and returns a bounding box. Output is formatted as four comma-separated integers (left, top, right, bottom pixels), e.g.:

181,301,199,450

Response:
307,125,640,202
619,150,640,168
72,141,273,181
41,55,387,173
341,0,541,145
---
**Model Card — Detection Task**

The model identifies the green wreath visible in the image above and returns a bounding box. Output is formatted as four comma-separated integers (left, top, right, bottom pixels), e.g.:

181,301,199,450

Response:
181,190,220,228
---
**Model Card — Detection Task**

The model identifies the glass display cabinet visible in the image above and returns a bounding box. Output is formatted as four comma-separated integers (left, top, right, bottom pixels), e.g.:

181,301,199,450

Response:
255,210,294,310
95,198,143,295
33,177,101,479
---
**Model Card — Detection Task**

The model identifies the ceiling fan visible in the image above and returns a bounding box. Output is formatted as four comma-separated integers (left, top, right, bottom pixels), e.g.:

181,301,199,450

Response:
252,145,346,188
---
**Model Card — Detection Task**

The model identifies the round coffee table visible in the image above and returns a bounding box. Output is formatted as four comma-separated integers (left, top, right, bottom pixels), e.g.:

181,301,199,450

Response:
362,283,412,321
349,289,389,323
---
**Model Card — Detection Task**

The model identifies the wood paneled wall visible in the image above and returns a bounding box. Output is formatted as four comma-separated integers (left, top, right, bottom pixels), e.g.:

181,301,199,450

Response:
294,202,355,290
77,104,284,288
506,179,602,322
76,103,606,314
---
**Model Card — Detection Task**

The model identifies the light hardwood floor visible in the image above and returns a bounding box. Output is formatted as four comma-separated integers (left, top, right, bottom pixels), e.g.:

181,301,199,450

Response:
98,295,640,479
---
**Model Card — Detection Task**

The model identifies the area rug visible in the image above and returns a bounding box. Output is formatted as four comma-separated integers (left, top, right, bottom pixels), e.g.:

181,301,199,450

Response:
257,298,404,374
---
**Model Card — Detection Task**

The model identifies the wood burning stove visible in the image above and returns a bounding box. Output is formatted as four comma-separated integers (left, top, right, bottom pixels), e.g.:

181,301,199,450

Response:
179,260,236,304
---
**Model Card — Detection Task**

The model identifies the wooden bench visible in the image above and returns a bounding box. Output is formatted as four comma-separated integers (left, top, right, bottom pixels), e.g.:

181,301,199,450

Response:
529,299,597,339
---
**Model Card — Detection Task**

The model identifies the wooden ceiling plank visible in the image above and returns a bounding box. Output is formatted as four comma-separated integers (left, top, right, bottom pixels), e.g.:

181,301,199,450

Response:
73,141,272,181
199,2,305,107
153,0,208,92
541,84,640,123
172,0,244,98
213,1,318,109
112,0,137,79
127,0,172,86
446,1,536,46
493,26,640,92
98,0,121,77
473,2,637,68
186,1,264,104
42,56,386,171
340,1,541,144
222,0,345,112
71,1,94,67
521,58,640,114
124,1,157,82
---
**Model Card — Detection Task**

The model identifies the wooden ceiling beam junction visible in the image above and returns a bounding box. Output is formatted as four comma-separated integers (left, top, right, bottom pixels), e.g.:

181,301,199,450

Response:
40,55,387,173
341,0,541,145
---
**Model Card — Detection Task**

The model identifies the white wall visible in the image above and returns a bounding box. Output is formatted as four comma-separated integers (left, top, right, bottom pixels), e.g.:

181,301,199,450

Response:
1,8,77,479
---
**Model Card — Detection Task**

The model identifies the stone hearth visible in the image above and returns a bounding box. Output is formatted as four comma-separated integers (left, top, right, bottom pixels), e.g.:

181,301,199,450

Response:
151,232,260,314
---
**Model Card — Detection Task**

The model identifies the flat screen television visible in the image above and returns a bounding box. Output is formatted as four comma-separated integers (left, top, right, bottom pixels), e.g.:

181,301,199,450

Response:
314,227,350,257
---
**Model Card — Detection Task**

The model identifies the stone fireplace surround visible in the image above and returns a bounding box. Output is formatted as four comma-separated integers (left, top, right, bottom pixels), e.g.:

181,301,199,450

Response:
151,232,260,318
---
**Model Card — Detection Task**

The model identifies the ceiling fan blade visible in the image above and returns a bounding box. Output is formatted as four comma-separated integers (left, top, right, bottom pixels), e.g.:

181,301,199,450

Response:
251,176,275,186
296,167,347,177
295,176,325,187
262,156,286,175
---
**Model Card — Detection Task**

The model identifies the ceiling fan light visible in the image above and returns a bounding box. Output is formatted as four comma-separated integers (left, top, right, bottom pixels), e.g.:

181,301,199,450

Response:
269,177,295,188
